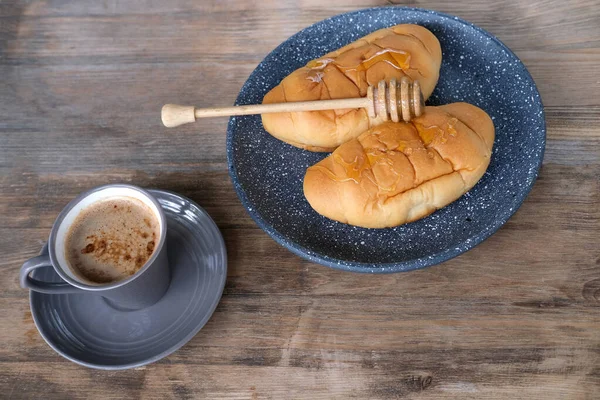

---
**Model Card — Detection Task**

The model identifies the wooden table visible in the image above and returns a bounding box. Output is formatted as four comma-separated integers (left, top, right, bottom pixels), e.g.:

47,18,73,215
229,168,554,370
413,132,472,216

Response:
1,1,599,398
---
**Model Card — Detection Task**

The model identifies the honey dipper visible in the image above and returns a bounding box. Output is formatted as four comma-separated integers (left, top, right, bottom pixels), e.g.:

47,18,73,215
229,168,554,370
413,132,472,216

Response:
161,77,424,128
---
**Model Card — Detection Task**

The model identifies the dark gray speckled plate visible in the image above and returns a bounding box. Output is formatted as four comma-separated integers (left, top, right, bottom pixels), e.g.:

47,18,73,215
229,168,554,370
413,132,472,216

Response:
227,7,545,273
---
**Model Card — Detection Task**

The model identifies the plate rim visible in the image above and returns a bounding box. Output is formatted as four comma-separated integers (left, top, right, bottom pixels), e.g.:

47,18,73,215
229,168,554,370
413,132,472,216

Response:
226,6,546,273
29,189,228,370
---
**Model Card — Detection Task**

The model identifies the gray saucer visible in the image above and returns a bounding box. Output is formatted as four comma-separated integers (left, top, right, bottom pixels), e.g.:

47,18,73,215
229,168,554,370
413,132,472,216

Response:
29,189,227,370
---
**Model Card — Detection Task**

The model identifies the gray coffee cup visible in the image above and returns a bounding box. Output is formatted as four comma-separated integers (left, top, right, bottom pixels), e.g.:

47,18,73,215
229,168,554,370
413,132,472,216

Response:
20,184,170,310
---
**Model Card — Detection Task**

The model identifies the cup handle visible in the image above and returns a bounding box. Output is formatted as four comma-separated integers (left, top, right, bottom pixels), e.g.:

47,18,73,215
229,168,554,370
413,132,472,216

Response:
20,255,84,294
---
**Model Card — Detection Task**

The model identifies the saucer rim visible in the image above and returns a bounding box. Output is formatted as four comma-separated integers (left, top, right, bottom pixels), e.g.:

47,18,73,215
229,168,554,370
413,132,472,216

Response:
29,189,227,370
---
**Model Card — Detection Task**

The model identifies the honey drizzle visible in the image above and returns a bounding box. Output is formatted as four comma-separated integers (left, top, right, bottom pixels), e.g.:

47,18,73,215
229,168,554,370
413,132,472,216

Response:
306,49,412,82
310,149,404,193
366,149,402,192
413,117,459,146
311,117,460,193
306,58,335,70
310,165,357,183
310,154,367,184
344,49,411,73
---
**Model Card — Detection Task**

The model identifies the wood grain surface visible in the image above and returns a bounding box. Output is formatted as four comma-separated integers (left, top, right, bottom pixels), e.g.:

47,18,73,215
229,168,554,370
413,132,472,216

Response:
1,0,599,399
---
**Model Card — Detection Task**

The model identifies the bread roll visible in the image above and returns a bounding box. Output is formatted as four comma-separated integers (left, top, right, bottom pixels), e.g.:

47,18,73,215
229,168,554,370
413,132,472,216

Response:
303,103,495,228
262,24,442,151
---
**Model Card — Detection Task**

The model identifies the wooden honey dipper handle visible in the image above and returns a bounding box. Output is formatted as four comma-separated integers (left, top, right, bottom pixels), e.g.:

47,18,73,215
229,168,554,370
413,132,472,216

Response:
162,77,424,128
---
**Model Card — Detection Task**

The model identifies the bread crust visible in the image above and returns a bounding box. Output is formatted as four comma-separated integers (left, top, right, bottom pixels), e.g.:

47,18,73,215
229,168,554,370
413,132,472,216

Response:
303,103,495,228
262,24,442,151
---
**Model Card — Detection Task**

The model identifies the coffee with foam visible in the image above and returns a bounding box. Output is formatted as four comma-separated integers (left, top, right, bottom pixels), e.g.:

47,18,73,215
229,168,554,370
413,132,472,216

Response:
64,196,160,284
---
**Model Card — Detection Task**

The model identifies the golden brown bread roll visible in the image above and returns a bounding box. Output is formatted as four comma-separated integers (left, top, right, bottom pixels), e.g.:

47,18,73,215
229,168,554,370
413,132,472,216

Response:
262,24,442,151
303,103,495,228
